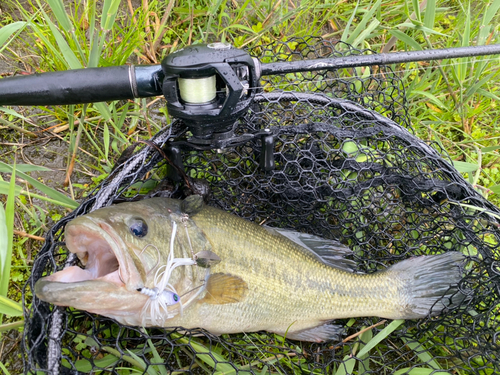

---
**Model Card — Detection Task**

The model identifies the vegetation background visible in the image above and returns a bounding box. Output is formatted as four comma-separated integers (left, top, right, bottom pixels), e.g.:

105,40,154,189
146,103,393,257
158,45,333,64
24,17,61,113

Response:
0,0,499,373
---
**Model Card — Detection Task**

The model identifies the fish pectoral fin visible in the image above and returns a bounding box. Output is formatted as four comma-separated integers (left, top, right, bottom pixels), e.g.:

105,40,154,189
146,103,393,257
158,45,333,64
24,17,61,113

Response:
285,323,344,343
200,273,248,305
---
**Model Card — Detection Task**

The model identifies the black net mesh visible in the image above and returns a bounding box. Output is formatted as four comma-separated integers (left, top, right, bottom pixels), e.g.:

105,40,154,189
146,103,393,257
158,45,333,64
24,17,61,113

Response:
23,38,500,374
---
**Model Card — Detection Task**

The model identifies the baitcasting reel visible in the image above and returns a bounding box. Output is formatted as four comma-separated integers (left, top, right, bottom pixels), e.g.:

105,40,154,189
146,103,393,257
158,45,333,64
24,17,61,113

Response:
161,43,259,144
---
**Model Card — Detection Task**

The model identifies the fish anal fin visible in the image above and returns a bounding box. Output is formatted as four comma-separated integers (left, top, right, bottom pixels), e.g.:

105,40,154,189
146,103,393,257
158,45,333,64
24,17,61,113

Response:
201,273,248,305
285,323,344,343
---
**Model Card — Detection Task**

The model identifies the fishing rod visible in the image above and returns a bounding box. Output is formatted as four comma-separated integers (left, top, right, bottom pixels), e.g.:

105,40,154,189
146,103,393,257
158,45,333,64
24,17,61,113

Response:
1,42,500,148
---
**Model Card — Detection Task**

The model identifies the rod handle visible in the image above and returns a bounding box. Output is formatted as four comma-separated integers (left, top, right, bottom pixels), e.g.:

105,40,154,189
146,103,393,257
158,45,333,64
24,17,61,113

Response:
0,65,163,106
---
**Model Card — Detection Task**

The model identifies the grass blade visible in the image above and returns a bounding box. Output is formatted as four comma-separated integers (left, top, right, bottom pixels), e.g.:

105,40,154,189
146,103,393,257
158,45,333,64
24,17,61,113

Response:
103,122,110,162
388,29,422,50
448,201,500,220
0,295,23,317
25,21,64,66
452,161,479,173
95,102,112,121
458,3,471,82
44,0,73,31
401,337,449,374
146,338,168,375
101,0,122,31
0,181,22,196
341,1,360,42
346,0,382,45
125,349,158,375
176,335,237,374
0,169,15,298
352,18,380,48
44,0,86,62
335,320,405,375
358,326,373,373
0,107,34,123
464,73,495,100
476,88,500,101
358,320,405,357
0,161,78,209
0,360,12,375
423,0,435,30
40,8,83,69
490,185,500,194
411,90,446,109
411,0,421,22
0,22,27,52
394,368,439,375
0,320,24,332
0,164,50,173
0,203,8,282
481,145,500,153
478,0,500,45
87,0,99,66
0,165,16,327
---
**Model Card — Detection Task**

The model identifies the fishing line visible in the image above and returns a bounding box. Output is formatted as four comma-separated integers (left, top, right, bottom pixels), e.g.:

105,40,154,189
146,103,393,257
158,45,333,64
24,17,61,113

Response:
180,283,206,298
182,215,196,259
178,76,217,104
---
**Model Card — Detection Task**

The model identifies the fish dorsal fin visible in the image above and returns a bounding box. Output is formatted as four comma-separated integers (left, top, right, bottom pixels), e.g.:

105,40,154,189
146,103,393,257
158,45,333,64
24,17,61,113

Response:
267,227,358,273
200,273,248,304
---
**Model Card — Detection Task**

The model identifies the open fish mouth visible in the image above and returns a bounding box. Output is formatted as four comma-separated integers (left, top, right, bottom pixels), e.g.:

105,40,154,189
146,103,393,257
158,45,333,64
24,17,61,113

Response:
39,218,126,287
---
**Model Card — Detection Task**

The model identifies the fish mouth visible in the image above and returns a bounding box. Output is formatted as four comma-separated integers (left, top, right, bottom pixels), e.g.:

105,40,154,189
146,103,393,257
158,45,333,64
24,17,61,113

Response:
39,217,126,287
34,215,150,316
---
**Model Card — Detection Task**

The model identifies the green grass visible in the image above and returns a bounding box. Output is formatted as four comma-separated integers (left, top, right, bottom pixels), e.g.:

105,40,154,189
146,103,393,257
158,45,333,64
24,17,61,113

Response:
0,0,499,373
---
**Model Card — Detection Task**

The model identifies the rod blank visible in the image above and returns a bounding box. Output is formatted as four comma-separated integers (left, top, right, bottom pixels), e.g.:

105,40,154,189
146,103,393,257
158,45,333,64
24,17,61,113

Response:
261,44,500,76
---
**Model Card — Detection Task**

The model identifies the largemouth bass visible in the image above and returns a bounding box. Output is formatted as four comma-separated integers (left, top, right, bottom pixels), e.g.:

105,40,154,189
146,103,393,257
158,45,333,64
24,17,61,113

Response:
35,196,465,342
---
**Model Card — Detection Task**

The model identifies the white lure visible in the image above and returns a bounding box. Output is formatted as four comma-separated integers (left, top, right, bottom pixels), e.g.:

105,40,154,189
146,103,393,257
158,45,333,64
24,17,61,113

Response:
140,221,197,326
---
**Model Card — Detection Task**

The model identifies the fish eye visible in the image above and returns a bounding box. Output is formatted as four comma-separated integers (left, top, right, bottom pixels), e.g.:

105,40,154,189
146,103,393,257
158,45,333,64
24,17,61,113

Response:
173,294,179,302
129,218,148,238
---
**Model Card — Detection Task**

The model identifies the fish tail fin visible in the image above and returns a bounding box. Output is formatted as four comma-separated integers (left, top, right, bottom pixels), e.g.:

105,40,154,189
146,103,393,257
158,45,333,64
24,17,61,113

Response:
388,252,466,319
